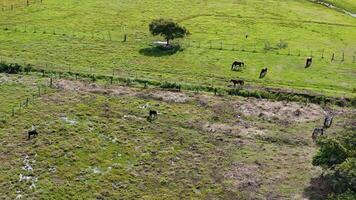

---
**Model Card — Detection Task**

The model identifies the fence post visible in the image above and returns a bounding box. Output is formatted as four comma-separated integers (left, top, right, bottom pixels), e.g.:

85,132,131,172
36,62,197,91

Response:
341,51,344,62
108,31,111,41
321,49,324,59
123,34,127,42
50,77,53,87
331,53,335,62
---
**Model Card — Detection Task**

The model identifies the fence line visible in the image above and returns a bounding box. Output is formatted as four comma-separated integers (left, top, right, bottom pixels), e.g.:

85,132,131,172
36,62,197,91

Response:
0,24,355,62
0,0,43,12
0,81,53,123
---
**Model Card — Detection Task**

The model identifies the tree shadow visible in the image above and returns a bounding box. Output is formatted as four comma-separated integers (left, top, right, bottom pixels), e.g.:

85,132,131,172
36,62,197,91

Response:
139,45,182,57
303,176,330,200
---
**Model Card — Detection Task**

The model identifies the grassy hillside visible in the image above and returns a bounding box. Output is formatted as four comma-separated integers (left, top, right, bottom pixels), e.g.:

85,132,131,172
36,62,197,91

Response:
0,74,354,199
0,0,355,97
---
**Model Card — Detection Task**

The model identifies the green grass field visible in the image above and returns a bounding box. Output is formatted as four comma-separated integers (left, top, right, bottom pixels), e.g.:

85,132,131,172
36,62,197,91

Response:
0,74,354,199
0,0,355,97
0,1,356,199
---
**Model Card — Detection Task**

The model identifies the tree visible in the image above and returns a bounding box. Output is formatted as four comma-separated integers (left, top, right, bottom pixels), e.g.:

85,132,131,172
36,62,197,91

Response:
312,137,348,169
149,19,189,46
312,130,356,199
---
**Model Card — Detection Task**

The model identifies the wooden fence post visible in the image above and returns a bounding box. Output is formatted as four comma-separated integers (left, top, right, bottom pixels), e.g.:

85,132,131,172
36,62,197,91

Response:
341,51,344,62
331,53,335,62
321,49,324,59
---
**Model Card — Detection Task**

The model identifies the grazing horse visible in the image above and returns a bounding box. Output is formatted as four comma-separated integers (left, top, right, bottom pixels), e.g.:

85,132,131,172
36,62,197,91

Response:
259,68,268,79
149,110,158,120
312,127,324,141
230,79,244,87
231,61,245,71
324,115,333,129
28,130,38,140
305,57,313,68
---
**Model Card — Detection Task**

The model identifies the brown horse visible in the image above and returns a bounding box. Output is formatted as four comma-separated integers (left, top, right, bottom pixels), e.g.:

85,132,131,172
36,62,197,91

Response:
230,79,245,87
231,61,245,71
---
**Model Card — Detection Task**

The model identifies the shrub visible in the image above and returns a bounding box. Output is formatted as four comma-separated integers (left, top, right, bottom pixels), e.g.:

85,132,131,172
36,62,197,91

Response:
0,62,23,74
160,81,181,91
312,138,348,169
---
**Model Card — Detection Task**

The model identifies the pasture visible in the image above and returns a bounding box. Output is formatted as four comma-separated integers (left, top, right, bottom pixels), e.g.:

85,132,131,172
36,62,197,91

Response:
0,0,355,97
0,73,354,199
0,0,356,199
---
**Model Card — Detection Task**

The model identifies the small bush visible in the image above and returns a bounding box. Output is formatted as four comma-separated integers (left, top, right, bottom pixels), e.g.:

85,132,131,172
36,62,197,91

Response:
0,62,23,74
160,81,181,91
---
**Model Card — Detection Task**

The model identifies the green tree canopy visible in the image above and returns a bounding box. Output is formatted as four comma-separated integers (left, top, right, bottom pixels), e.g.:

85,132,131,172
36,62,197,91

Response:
312,137,348,169
149,19,189,45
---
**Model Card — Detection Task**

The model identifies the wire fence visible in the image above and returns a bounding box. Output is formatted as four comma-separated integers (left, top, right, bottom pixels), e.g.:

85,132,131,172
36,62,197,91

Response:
0,23,355,63
0,79,53,123
0,0,43,12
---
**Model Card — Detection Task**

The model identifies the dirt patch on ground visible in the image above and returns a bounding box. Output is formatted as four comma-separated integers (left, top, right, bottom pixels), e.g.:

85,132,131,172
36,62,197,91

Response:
55,79,191,103
55,80,136,96
232,98,326,123
202,122,266,139
136,90,191,103
224,162,262,191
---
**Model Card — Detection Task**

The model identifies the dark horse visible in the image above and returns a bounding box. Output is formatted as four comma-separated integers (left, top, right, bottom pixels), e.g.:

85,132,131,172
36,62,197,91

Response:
149,110,158,120
324,115,333,129
28,130,38,140
312,127,324,141
305,57,313,68
230,79,244,87
259,68,268,79
231,61,245,71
